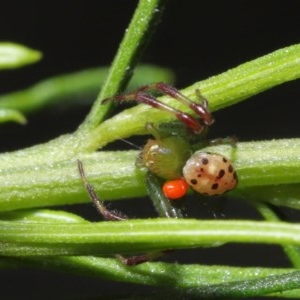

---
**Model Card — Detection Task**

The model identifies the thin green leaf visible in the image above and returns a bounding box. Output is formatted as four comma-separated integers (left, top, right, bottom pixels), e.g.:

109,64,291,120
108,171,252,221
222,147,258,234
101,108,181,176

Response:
2,218,300,256
1,256,299,298
0,108,26,124
0,42,42,69
0,208,87,223
80,0,167,130
254,203,300,268
0,65,173,114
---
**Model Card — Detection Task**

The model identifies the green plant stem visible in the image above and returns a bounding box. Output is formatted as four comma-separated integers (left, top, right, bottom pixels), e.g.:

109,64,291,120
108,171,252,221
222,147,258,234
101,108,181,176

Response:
186,43,300,112
1,256,299,298
0,150,145,211
3,256,293,287
81,44,300,150
1,139,300,211
79,0,167,131
204,140,300,188
2,218,300,256
175,270,300,298
0,208,298,297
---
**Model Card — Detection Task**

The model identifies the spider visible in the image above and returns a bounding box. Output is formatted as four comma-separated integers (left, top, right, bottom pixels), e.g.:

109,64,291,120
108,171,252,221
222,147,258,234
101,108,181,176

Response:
78,82,238,265
105,82,237,199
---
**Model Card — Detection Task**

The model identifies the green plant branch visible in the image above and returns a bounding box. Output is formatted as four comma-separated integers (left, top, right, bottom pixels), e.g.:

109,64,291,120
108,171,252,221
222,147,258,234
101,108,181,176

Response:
186,44,300,112
2,218,300,256
0,150,145,211
174,270,300,298
204,140,300,188
81,43,300,150
79,0,167,131
0,44,297,182
1,139,300,211
0,209,299,297
4,257,295,288
1,256,299,298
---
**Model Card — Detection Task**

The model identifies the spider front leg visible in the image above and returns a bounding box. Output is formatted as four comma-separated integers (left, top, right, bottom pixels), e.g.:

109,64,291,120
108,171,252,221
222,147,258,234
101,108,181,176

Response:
78,159,126,221
102,83,213,134
137,82,214,126
77,160,173,266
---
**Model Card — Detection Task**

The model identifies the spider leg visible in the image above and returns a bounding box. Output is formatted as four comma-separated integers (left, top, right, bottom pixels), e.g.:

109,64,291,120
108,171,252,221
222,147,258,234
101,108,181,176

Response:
77,159,127,221
116,172,184,266
102,92,139,103
137,82,214,126
105,90,207,134
209,136,238,146
116,250,172,266
102,83,214,134
78,160,172,266
195,89,208,109
138,92,208,133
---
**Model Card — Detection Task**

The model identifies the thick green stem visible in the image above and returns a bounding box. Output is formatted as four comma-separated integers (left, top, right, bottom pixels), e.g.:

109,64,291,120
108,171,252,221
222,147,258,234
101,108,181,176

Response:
81,44,300,150
0,150,145,211
1,139,300,211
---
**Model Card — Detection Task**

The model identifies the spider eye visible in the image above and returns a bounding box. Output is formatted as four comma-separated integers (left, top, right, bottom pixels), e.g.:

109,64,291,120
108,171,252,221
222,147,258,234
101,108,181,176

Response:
162,178,189,200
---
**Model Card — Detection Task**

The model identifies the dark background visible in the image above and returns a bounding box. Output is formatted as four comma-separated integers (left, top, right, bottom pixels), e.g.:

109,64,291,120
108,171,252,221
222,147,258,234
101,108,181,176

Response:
0,1,300,299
